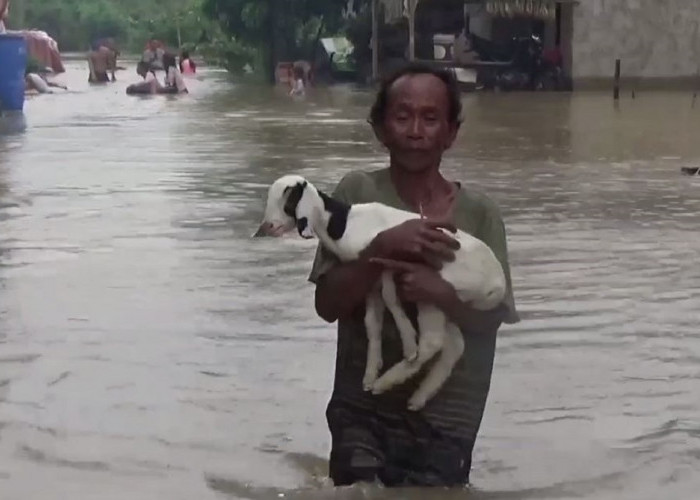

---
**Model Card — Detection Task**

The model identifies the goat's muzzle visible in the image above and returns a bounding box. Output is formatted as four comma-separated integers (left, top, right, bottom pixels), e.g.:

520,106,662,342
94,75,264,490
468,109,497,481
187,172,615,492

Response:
253,221,287,238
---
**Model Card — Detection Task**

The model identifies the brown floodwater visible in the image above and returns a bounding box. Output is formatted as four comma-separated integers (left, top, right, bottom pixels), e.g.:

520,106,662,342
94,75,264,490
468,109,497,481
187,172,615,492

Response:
1,59,699,500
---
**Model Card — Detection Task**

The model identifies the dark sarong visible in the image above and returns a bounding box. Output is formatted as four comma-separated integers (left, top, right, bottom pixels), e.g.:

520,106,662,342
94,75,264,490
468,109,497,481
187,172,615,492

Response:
327,400,473,487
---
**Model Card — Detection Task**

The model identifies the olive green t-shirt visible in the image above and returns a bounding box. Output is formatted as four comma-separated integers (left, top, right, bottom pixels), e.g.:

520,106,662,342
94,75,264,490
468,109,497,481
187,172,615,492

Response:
309,167,519,440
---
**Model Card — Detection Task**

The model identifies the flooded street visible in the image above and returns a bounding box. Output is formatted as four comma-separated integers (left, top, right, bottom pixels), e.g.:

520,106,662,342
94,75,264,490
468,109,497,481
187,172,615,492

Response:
1,60,699,500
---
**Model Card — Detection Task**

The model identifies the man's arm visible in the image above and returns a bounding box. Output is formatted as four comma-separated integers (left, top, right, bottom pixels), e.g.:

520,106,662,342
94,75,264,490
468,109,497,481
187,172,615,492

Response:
443,198,518,332
475,197,520,325
309,173,366,323
109,51,117,81
370,195,518,334
439,295,507,335
369,257,509,335
314,258,381,323
314,237,391,323
87,53,96,82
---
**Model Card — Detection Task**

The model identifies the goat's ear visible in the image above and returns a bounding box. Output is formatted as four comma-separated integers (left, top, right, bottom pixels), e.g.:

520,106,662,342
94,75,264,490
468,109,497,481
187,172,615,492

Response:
283,181,307,218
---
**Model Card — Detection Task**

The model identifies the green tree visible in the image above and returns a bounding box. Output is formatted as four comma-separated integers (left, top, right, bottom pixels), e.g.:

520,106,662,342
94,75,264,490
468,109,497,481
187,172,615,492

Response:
17,0,210,52
202,0,349,82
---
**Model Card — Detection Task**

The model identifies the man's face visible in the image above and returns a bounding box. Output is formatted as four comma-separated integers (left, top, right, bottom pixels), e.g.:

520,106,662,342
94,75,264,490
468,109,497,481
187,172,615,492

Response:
375,73,459,173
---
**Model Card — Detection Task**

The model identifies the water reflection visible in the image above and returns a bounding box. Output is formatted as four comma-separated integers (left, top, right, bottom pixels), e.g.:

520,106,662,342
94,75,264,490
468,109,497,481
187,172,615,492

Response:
0,112,27,136
0,60,698,499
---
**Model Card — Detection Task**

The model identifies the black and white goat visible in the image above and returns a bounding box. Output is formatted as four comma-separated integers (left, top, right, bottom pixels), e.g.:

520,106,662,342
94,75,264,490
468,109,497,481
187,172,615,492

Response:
255,175,507,411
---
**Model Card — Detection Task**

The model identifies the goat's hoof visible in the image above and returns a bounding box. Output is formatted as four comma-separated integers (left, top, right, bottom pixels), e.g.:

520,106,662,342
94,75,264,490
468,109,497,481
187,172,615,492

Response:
407,397,426,412
362,375,377,392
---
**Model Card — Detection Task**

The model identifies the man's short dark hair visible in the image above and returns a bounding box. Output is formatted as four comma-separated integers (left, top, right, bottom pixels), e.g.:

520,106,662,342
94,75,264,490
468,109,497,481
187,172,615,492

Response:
369,63,463,127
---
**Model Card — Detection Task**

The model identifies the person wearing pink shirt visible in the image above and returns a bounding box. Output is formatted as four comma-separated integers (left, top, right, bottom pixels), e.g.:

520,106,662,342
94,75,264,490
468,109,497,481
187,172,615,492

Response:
179,51,196,75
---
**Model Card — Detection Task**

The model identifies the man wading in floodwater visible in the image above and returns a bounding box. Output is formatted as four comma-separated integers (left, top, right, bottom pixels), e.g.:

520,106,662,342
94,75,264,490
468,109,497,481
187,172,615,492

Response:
309,64,519,487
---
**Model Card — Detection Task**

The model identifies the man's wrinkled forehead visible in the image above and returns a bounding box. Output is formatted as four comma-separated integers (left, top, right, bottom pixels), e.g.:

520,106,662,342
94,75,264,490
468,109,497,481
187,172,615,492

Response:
386,73,450,112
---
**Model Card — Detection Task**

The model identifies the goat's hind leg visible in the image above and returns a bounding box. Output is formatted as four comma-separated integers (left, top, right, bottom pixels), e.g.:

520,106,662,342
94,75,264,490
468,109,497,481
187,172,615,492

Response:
371,304,446,395
362,286,385,391
407,322,465,411
381,271,418,362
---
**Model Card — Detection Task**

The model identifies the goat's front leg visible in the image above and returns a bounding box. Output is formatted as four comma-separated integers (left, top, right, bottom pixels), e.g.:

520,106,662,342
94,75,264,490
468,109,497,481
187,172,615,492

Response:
371,304,446,395
407,321,465,411
381,270,418,362
362,285,385,391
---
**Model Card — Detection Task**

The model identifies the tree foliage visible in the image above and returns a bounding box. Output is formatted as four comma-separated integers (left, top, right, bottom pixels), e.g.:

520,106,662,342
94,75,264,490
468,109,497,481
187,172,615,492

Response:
12,0,357,78
16,0,210,51
201,0,350,79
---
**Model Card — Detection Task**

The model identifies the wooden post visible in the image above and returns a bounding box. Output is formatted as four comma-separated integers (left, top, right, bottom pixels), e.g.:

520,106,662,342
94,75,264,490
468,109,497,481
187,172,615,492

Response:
408,14,415,61
267,0,277,85
613,59,621,100
372,0,379,82
407,0,418,61
176,16,182,49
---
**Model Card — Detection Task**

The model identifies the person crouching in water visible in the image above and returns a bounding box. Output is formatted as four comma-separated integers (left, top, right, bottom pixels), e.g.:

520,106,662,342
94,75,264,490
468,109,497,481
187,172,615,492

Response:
126,61,162,95
162,53,188,94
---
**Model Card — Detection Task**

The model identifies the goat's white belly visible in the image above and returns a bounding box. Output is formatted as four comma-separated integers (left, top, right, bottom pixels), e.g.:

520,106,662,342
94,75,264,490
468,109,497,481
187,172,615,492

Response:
441,232,507,310
333,231,377,262
336,207,417,261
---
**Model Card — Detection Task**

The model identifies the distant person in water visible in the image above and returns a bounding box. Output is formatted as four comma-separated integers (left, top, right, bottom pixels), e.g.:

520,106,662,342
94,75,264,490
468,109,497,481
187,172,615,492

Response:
142,40,165,70
0,0,8,34
162,53,188,94
88,41,118,83
179,50,196,75
289,65,306,97
126,61,162,95
25,69,67,94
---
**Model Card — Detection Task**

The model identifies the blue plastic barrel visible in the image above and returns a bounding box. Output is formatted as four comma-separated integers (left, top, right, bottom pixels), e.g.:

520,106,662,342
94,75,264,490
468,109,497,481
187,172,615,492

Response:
0,34,28,112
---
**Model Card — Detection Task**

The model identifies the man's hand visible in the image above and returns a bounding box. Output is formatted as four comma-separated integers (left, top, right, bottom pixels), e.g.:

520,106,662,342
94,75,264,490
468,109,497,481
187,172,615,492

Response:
370,217,460,270
370,258,459,310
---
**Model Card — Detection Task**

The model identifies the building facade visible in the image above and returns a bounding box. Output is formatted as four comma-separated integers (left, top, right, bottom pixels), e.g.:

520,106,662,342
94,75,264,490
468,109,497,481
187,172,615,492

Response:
376,0,700,88
564,0,700,87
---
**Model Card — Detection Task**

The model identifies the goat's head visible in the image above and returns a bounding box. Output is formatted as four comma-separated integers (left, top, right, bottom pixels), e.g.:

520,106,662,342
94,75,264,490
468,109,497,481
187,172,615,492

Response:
254,175,318,239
